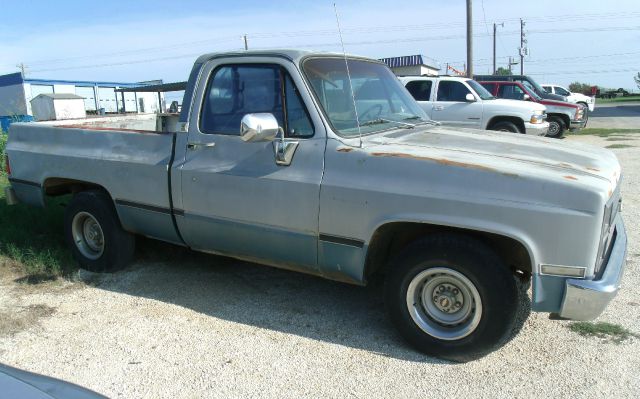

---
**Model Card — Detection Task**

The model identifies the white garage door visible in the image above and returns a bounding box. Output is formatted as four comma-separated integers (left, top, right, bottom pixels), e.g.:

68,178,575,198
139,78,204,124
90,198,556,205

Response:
98,87,117,113
75,86,96,111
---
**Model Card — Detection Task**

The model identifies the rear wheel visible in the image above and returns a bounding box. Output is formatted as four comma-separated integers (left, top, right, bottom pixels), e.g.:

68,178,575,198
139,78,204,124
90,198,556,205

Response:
546,116,565,138
64,190,135,272
489,121,521,133
385,234,523,362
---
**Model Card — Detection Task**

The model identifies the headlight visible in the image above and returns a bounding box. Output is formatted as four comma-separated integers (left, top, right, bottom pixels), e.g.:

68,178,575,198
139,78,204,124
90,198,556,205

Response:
530,110,545,124
575,108,585,120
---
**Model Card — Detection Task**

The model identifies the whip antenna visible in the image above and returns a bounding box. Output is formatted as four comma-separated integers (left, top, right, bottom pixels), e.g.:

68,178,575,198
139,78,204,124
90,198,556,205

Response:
333,3,362,148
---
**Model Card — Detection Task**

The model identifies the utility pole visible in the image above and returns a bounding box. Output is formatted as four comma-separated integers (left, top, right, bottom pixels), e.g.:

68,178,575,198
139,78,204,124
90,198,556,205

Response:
519,19,526,75
508,57,518,73
493,22,504,74
243,34,248,50
16,62,27,77
466,0,473,78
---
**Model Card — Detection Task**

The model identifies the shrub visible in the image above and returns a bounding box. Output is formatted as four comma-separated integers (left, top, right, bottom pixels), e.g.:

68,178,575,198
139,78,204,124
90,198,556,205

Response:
0,129,7,174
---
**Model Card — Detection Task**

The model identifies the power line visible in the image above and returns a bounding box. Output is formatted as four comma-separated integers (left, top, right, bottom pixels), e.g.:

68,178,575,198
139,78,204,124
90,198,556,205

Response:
4,10,640,69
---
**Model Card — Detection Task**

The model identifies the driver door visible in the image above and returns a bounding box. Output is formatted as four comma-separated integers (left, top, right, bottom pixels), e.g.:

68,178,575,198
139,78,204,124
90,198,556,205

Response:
432,80,483,128
176,60,326,273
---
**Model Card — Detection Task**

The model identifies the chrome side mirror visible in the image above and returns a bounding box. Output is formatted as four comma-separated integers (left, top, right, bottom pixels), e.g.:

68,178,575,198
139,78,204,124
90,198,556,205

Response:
465,93,476,102
523,94,531,101
240,113,279,142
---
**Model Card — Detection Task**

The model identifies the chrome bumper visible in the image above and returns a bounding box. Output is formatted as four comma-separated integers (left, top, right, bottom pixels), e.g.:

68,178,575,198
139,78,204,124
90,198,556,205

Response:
4,186,19,205
559,216,626,320
570,119,587,130
524,121,549,136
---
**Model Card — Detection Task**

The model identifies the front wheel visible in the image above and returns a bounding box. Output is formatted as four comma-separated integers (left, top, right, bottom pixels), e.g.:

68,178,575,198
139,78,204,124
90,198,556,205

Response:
546,116,565,138
489,121,521,133
385,234,523,362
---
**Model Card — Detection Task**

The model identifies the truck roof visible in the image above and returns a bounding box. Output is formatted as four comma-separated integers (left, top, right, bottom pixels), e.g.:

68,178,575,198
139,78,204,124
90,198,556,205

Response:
194,49,379,65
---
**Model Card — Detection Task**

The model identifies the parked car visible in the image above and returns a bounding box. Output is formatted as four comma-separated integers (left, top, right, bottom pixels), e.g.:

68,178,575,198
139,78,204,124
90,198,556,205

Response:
5,50,626,361
0,363,106,399
542,84,595,112
474,74,567,102
398,76,548,135
479,80,587,138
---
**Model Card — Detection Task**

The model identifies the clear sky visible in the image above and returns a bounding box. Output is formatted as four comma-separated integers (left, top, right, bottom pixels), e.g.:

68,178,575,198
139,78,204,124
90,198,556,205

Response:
1,0,638,93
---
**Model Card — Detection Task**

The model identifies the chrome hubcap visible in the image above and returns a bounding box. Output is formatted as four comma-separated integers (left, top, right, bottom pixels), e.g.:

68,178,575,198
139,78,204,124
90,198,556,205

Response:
407,267,482,340
72,212,104,260
548,122,559,135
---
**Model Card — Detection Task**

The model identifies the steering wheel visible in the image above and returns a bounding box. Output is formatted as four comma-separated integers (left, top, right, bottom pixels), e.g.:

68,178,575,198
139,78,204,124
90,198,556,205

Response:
358,104,383,121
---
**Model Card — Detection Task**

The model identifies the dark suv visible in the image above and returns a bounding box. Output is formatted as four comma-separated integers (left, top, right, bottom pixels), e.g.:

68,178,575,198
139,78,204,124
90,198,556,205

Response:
474,75,567,102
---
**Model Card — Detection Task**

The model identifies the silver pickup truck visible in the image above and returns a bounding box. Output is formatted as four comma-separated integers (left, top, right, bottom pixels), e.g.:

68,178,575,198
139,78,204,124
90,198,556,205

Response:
4,50,626,361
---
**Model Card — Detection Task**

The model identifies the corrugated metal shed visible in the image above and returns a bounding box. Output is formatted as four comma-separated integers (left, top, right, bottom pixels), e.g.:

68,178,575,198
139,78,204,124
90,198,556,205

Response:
379,55,441,70
32,93,85,100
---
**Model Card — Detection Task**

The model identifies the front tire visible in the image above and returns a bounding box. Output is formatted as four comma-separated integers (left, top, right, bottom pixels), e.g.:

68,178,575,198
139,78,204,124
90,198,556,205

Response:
385,234,522,362
64,190,135,272
489,121,521,133
546,116,565,138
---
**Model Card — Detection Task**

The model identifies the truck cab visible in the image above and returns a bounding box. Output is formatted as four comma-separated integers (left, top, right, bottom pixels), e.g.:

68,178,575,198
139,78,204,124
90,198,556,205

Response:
542,84,596,112
399,76,548,135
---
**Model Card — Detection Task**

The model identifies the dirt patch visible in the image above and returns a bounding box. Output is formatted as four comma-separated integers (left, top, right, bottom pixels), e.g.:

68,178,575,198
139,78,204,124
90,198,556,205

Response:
0,304,56,337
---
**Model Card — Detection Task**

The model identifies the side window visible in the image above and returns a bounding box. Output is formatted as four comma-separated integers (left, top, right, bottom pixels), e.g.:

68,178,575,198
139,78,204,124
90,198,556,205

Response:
480,82,496,93
200,64,313,137
498,84,526,100
542,85,553,93
405,80,433,101
283,74,314,137
556,87,571,96
436,81,471,102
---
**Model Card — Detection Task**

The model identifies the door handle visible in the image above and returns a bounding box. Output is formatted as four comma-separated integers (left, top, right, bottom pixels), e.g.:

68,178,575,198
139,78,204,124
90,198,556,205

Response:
187,142,216,150
433,105,444,111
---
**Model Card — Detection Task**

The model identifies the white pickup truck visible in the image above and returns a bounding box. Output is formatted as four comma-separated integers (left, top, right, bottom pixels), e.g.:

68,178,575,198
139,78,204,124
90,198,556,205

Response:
542,84,596,112
399,76,549,135
4,50,626,361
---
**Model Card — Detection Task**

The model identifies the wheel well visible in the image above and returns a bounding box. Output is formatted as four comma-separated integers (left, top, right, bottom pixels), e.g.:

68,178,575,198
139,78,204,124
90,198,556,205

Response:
43,178,107,197
364,222,532,283
547,113,570,128
486,116,525,133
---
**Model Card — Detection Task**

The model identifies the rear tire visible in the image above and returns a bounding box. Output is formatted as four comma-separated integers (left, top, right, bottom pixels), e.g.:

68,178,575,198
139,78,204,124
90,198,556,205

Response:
489,121,521,133
64,190,135,272
385,234,523,362
546,116,565,138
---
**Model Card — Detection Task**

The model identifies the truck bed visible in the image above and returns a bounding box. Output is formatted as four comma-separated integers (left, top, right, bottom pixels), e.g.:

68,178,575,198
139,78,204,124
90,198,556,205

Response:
7,119,182,244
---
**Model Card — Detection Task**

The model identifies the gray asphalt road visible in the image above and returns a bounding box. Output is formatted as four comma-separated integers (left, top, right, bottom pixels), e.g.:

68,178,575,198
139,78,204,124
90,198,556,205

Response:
587,102,640,129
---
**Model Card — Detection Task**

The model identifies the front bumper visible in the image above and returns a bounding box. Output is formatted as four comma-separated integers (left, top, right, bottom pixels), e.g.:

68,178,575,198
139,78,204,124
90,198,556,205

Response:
524,121,549,136
559,216,627,320
570,117,587,130
4,186,19,205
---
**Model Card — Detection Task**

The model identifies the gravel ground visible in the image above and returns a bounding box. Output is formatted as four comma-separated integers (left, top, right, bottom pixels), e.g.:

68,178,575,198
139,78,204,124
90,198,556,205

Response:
1,134,639,398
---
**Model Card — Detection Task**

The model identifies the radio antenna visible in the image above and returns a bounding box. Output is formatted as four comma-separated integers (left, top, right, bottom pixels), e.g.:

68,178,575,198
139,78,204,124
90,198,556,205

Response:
333,3,362,148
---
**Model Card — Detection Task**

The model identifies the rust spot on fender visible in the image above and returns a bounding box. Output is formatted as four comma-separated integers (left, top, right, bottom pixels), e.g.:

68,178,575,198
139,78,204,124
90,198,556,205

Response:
558,162,573,168
370,152,499,173
337,147,353,153
586,167,600,172
563,175,578,180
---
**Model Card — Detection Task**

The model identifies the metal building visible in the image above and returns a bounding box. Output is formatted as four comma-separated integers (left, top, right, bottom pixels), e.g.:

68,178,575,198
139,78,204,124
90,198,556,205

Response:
0,72,166,130
379,55,441,76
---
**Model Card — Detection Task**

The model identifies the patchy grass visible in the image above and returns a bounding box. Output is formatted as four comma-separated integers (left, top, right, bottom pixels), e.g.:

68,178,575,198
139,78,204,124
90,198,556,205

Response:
605,137,635,141
0,304,56,337
0,175,77,278
569,321,639,344
606,144,634,149
598,95,640,103
571,128,640,137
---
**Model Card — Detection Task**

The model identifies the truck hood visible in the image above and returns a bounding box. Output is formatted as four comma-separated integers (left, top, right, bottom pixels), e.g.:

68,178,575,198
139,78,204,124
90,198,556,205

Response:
364,125,621,192
486,98,546,112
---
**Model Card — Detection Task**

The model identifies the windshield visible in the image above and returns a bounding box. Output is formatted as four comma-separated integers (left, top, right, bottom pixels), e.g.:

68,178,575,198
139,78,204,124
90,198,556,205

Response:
523,78,548,97
521,81,543,101
303,57,430,136
467,80,495,100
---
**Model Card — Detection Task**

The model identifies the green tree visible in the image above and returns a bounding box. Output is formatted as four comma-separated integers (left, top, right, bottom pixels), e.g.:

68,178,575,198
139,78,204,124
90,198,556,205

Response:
568,82,592,95
494,67,512,76
634,73,640,90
